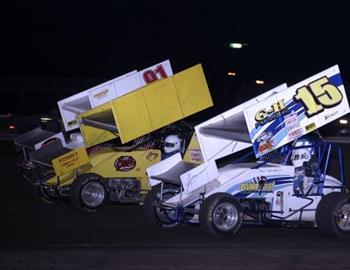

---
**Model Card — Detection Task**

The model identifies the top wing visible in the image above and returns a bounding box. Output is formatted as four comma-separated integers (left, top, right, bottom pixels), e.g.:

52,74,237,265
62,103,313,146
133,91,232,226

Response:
196,65,349,161
58,60,173,131
245,65,349,157
78,64,213,147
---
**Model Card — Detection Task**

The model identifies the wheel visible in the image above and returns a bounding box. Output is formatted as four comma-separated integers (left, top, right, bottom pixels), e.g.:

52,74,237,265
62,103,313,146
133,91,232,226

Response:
199,193,242,238
316,192,350,238
70,173,107,213
143,184,181,230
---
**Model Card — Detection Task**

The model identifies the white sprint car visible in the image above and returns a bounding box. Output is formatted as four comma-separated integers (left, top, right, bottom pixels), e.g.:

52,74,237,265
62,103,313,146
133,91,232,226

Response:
143,65,350,238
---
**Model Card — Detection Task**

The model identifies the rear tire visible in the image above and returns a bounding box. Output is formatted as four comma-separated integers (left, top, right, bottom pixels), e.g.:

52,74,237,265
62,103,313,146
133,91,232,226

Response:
70,173,107,213
316,192,350,238
143,184,181,230
200,193,242,238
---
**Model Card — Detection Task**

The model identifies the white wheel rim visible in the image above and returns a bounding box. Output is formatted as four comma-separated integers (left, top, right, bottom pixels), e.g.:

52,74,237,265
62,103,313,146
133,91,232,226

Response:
337,203,350,232
213,202,239,231
81,181,105,208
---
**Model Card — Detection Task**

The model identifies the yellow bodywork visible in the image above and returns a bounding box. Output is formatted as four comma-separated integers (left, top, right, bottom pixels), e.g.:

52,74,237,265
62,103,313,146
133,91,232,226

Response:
183,132,204,165
79,64,213,147
42,63,212,195
52,147,89,176
46,147,161,193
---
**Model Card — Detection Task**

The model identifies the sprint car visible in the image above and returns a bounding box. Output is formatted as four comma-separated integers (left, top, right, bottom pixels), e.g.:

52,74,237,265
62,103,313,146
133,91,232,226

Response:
143,65,350,238
14,61,212,212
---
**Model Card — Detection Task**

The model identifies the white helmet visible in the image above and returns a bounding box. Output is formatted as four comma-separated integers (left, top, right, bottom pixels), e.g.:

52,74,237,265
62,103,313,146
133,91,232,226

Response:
291,139,313,167
163,135,181,154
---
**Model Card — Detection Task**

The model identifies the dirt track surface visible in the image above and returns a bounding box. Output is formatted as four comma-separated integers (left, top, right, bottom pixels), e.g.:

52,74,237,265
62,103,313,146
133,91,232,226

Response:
1,141,350,270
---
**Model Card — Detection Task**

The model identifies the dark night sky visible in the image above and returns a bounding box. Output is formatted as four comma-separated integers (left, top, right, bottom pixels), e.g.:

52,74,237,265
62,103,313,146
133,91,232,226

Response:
1,1,350,117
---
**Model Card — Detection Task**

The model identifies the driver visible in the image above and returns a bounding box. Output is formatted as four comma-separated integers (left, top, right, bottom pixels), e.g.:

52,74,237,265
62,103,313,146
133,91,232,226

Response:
291,139,314,195
162,134,182,159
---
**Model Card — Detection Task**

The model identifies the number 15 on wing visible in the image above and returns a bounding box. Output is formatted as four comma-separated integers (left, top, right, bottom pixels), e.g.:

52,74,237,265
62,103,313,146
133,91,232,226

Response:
294,76,343,117
291,65,350,124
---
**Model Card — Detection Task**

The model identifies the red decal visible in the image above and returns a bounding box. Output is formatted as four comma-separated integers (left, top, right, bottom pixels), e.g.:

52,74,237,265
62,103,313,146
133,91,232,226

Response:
114,156,137,172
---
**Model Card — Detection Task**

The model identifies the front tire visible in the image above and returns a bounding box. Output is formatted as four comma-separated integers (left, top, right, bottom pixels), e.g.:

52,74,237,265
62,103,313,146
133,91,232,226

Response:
143,184,181,230
70,173,107,213
200,193,242,238
316,192,350,238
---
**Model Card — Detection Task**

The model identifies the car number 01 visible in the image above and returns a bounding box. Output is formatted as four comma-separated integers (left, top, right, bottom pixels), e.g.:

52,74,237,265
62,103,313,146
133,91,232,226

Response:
294,76,343,117
142,65,168,84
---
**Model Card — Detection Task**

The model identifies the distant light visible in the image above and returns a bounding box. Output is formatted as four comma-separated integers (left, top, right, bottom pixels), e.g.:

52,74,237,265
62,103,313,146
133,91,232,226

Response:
256,80,265,85
9,125,16,130
339,119,348,125
0,113,12,118
229,43,243,49
227,71,237,76
41,117,52,122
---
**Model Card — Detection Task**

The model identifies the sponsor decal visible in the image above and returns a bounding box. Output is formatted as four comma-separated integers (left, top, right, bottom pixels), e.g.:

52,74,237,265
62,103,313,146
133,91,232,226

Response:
305,122,317,132
57,151,79,169
114,156,137,172
258,140,274,154
288,128,303,140
40,137,61,148
240,176,275,192
255,99,288,128
256,131,273,143
284,112,303,140
188,148,203,162
146,151,159,161
324,110,339,121
93,89,109,99
52,147,89,176
68,120,77,126
284,112,300,132
86,145,108,155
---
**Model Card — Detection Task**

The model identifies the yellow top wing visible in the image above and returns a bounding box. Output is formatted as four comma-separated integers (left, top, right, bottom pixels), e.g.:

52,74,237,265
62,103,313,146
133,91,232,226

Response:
79,64,213,147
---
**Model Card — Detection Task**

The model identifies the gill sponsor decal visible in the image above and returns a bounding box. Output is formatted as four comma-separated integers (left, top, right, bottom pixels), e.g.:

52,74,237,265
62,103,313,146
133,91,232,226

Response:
294,76,343,118
255,99,288,128
114,156,136,172
93,89,109,99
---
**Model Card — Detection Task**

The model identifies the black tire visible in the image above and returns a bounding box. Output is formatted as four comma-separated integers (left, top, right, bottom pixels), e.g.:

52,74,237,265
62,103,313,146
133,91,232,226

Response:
143,184,181,230
199,193,242,238
70,173,108,213
316,192,350,238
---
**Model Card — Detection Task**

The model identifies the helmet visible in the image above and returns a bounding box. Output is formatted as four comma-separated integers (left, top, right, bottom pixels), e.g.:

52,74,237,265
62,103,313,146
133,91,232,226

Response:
291,139,313,167
70,132,83,142
163,135,181,154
